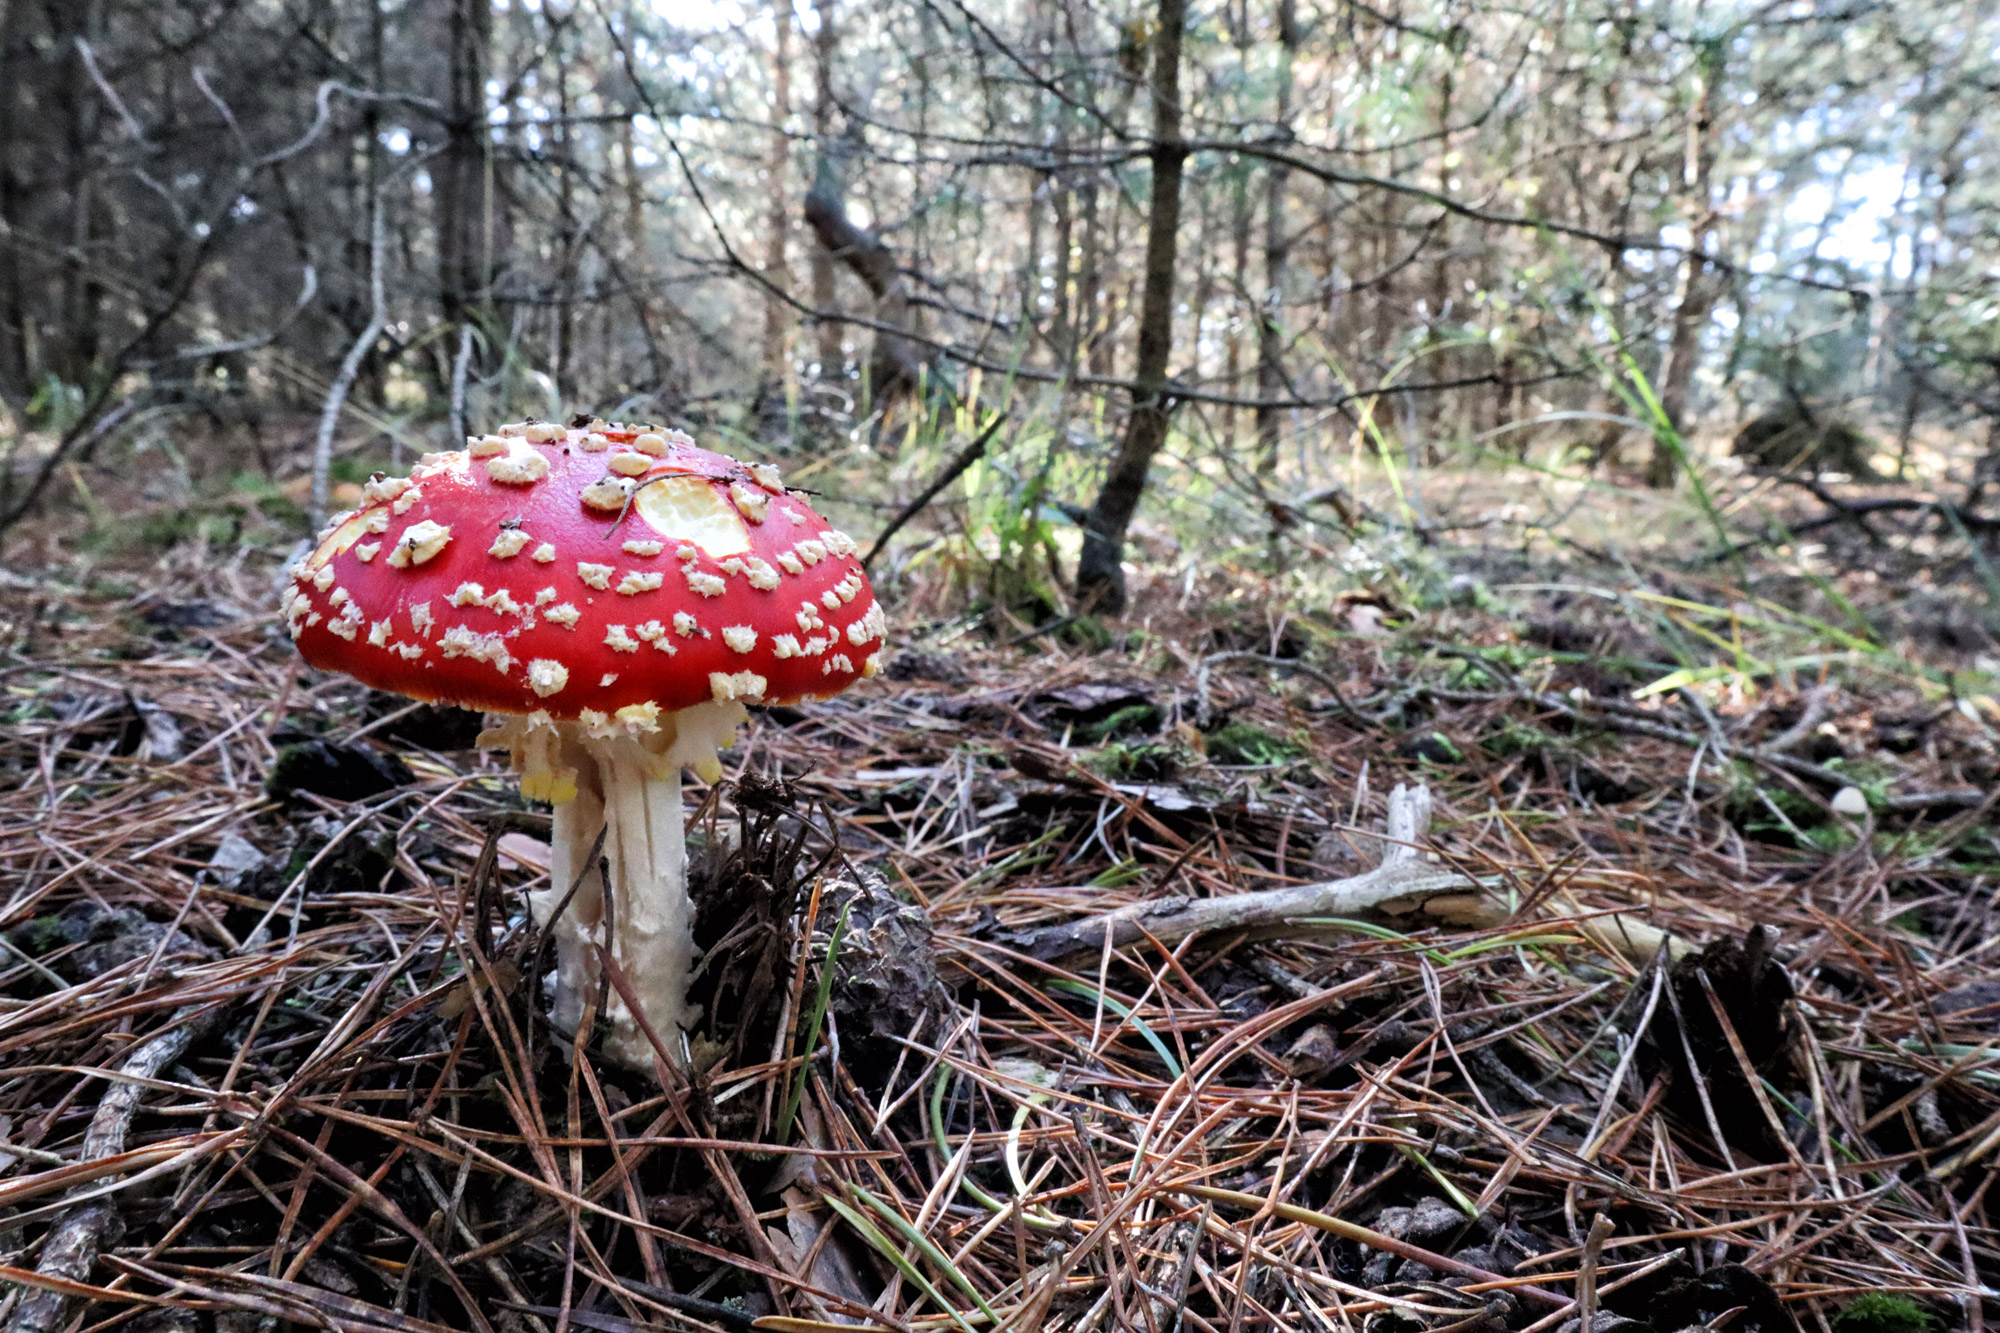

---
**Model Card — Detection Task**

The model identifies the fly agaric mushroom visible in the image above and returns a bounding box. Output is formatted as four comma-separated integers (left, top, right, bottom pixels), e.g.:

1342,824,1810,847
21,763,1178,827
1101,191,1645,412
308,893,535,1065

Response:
282,418,884,1070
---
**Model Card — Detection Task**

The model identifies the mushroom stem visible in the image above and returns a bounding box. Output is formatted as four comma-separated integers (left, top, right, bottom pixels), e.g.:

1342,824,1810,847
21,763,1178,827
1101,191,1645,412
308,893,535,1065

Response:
487,702,747,1073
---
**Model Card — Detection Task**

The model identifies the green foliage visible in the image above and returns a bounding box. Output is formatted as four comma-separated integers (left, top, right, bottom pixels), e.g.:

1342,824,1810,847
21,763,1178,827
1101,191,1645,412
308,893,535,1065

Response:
1075,703,1162,744
26,375,85,434
1206,722,1307,766
1831,1293,1938,1333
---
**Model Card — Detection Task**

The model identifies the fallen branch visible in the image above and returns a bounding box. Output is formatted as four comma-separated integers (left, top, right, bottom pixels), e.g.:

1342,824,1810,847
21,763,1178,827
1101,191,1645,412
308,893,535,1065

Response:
1010,784,1503,961
8,1004,225,1333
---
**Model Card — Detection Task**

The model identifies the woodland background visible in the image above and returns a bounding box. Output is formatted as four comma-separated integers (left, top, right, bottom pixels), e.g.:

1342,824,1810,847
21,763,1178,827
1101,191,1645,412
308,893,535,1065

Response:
4,2,2000,1330
1,0,1996,607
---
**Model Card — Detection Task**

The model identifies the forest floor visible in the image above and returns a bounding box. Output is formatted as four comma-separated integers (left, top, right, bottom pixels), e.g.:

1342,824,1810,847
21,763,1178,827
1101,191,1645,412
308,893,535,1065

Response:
1,445,1997,1333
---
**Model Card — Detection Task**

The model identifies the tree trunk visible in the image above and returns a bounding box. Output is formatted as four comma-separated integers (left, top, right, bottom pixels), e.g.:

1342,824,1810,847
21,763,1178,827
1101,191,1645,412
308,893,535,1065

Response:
1074,0,1188,616
552,19,578,401
810,0,842,380
436,0,491,331
762,0,793,384
1254,0,1299,470
1648,42,1719,488
802,155,925,404
1225,162,1249,447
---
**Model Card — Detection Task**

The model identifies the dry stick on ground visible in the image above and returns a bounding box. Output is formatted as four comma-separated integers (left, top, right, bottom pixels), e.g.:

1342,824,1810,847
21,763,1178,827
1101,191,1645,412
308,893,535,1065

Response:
1009,783,1504,961
8,1002,225,1333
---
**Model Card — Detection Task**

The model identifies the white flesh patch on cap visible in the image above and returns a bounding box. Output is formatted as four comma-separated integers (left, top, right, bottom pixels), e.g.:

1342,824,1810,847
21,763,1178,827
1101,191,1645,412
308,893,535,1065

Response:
582,476,634,511
388,519,452,567
528,659,570,696
532,542,557,563
622,539,664,557
616,571,664,595
491,528,532,558
709,670,768,703
363,476,410,505
847,602,886,644
632,475,751,557
684,568,726,598
721,625,756,653
441,625,513,674
605,625,639,652
487,450,550,484
545,602,581,628
577,562,614,590
729,482,769,523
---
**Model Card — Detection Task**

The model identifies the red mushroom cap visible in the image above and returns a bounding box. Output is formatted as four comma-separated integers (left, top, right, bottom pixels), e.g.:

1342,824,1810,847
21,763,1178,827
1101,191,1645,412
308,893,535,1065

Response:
282,420,884,716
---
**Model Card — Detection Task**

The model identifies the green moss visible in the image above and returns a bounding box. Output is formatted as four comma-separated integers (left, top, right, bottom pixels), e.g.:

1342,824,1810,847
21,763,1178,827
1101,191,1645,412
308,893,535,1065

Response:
1077,703,1162,744
1831,1293,1937,1333
1483,718,1552,758
12,915,69,957
1081,738,1194,782
1207,722,1306,766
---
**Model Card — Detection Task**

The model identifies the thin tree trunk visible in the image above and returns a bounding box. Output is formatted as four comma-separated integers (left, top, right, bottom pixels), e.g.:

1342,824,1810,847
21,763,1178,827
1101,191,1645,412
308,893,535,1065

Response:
810,0,842,380
1648,43,1719,488
0,0,25,401
1254,0,1298,470
552,20,578,401
1226,162,1249,447
619,116,667,394
436,0,491,332
1074,0,1188,615
762,0,793,383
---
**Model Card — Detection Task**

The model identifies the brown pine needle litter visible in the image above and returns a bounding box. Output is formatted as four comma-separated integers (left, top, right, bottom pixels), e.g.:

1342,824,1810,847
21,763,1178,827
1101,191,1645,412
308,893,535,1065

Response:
2,543,1998,1333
